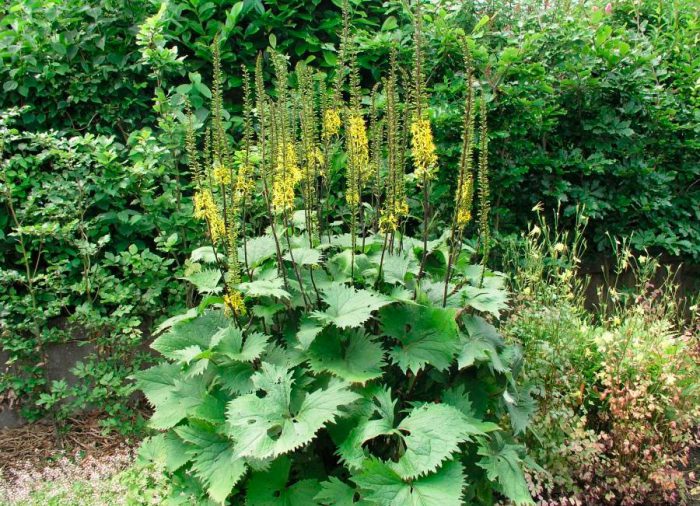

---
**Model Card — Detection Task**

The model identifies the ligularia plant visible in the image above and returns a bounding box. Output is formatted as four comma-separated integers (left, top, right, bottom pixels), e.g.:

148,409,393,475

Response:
136,2,536,504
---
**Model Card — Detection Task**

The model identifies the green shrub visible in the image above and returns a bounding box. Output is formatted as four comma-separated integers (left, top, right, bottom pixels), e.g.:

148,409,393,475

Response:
0,109,196,430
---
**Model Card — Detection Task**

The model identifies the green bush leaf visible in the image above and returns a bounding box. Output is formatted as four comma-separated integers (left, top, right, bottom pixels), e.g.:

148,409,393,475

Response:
312,283,392,329
176,424,247,504
212,326,269,362
353,459,465,506
151,312,228,361
390,403,493,479
477,437,534,505
380,304,460,374
308,328,385,384
185,268,223,294
246,457,321,505
227,363,361,459
239,278,291,300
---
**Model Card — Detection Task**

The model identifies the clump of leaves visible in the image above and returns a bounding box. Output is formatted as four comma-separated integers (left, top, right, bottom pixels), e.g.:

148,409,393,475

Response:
138,231,535,504
137,3,535,504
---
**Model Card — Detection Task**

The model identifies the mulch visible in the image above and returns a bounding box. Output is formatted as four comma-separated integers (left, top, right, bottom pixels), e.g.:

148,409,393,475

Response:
0,412,138,472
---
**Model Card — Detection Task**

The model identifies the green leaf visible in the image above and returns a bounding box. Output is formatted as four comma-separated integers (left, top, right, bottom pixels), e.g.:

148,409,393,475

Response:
239,278,291,299
457,316,505,372
595,25,613,46
380,304,460,374
190,393,227,425
246,457,321,505
150,375,209,430
337,388,397,470
137,432,190,472
227,364,361,459
374,252,416,285
284,247,323,266
457,283,508,317
390,403,492,479
225,1,245,28
240,235,278,267
308,328,385,384
312,283,391,329
216,362,255,395
151,312,228,361
185,268,223,294
503,386,537,435
296,316,324,350
176,424,247,504
315,477,361,506
191,246,219,263
212,326,269,362
381,16,398,31
472,15,490,33
477,438,534,505
135,362,180,407
353,459,465,506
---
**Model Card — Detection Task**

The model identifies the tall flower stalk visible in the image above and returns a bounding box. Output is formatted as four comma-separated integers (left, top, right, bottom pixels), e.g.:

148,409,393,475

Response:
477,94,491,276
411,3,438,280
443,40,477,306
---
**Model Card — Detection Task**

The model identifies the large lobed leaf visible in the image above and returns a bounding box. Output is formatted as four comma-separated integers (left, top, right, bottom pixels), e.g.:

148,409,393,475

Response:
176,424,247,504
308,328,385,384
380,304,461,374
227,363,361,460
312,283,392,329
353,459,466,506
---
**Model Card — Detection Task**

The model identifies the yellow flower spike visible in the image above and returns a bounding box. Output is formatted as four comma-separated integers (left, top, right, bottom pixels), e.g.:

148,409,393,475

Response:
272,177,296,213
455,173,474,227
322,108,342,141
272,142,302,214
379,212,398,233
193,190,225,244
346,114,371,205
233,164,255,206
223,291,246,316
411,117,438,184
212,163,232,185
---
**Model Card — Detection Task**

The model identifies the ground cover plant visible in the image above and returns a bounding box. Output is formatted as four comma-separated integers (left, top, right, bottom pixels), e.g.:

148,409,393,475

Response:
135,4,539,504
501,211,700,504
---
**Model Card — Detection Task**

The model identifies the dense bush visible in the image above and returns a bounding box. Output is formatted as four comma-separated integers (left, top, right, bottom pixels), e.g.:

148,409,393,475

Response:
0,1,697,503
0,109,197,429
422,0,700,259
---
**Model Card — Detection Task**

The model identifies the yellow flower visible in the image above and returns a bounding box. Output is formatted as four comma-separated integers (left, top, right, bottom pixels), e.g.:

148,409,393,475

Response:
223,290,246,316
193,190,225,243
272,143,301,214
455,174,474,227
322,108,342,141
395,200,408,218
379,211,398,233
233,164,255,206
346,114,370,208
456,208,472,227
411,117,438,183
272,177,296,213
212,163,232,185
379,200,408,233
306,147,325,172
